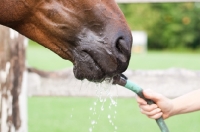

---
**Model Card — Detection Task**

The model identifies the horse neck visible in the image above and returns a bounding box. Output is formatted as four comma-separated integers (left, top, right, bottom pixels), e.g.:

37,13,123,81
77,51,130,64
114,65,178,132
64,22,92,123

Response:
0,0,60,41
0,0,32,27
0,0,81,27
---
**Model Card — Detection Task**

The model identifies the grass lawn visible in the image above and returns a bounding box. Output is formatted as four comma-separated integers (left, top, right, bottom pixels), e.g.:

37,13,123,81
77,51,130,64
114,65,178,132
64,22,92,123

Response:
129,51,200,70
29,97,200,132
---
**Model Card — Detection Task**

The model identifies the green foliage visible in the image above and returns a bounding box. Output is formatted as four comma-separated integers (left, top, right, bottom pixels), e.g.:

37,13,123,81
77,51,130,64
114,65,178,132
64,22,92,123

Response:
119,3,200,50
119,4,159,30
149,3,200,49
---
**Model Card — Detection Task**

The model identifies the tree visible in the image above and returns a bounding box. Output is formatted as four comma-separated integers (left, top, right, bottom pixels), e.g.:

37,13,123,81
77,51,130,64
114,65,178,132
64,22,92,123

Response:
148,3,200,49
0,25,27,132
119,3,200,50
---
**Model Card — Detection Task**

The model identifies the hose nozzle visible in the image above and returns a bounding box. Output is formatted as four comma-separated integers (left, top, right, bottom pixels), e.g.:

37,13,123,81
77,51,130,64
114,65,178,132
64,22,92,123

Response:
113,74,169,132
112,74,127,86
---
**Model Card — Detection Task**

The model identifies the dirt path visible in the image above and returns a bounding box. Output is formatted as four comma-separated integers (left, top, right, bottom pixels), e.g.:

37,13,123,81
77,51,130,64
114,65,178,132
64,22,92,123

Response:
28,68,200,98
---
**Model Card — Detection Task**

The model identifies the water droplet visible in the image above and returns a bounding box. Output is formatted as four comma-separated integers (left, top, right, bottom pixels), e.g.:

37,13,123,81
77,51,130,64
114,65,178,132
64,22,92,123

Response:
89,128,92,132
109,105,111,109
110,98,117,106
94,102,97,105
108,115,111,119
100,98,103,102
91,120,96,125
90,107,93,111
115,126,118,130
101,106,104,111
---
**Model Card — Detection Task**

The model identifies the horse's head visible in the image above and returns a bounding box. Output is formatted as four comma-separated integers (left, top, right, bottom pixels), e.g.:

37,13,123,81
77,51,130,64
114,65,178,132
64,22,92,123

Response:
2,0,132,82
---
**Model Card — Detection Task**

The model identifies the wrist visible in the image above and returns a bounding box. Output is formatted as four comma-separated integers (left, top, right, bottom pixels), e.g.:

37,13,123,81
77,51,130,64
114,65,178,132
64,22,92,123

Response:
168,99,179,118
162,98,174,119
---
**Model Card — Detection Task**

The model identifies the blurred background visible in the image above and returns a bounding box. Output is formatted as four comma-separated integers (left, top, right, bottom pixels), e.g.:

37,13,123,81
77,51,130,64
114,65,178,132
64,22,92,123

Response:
27,2,200,132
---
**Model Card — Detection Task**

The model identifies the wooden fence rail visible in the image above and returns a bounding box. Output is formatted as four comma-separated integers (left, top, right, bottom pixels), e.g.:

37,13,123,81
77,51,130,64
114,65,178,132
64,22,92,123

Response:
0,25,27,132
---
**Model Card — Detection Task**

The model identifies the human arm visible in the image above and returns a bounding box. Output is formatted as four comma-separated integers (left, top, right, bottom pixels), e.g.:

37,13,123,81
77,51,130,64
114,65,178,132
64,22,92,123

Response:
136,89,200,119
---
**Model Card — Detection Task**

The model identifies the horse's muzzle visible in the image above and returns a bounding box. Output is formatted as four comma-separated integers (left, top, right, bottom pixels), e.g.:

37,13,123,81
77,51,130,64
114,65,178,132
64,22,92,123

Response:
73,29,132,82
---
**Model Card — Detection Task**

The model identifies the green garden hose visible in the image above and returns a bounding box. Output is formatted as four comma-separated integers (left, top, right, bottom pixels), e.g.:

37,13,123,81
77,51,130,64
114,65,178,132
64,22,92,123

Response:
113,75,169,132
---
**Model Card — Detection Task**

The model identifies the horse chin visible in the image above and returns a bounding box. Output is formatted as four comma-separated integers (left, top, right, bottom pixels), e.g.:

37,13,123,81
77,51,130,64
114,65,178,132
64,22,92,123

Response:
73,58,106,82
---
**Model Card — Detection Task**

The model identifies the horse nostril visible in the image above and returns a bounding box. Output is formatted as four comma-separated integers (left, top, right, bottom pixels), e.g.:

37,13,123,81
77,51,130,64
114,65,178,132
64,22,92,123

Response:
115,37,128,54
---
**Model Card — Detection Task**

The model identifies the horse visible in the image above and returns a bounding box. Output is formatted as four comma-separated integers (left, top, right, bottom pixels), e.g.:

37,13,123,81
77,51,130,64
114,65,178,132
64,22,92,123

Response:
0,0,132,82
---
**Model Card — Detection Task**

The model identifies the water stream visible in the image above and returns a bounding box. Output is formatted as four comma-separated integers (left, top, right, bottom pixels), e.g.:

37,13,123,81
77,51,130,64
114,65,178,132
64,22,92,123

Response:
67,78,119,132
88,78,118,132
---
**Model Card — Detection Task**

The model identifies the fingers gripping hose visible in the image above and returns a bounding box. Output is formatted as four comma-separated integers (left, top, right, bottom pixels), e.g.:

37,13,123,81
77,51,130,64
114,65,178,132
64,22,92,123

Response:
113,75,169,132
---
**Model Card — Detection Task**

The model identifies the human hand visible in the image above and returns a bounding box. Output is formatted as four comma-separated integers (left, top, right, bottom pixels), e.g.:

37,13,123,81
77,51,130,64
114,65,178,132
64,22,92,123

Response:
136,89,173,119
